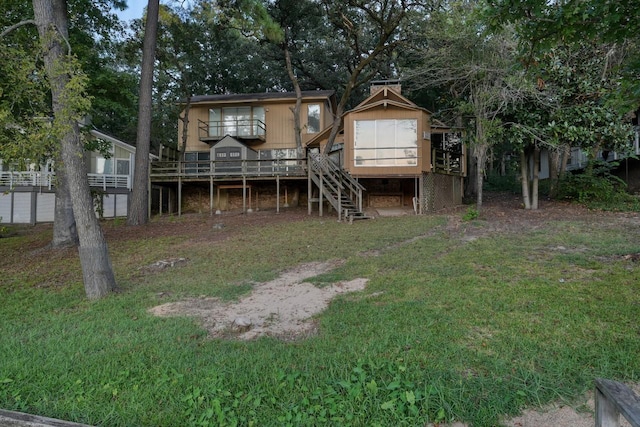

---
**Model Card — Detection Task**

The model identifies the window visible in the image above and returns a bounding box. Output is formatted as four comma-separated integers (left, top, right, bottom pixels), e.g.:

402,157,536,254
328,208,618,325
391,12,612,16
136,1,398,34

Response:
354,119,417,167
307,104,321,133
209,107,265,137
116,159,129,175
185,152,210,174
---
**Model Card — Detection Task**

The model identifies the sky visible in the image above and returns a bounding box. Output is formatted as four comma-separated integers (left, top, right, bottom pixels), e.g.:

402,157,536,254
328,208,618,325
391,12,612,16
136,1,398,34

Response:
113,1,147,22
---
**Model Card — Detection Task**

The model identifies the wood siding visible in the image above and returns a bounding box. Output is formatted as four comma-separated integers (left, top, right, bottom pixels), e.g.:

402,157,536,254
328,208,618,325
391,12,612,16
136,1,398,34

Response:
180,96,333,153
343,106,431,177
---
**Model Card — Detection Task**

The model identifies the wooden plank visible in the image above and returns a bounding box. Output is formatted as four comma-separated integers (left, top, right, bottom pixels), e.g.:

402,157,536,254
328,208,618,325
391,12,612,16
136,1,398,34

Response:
595,378,640,427
0,408,93,426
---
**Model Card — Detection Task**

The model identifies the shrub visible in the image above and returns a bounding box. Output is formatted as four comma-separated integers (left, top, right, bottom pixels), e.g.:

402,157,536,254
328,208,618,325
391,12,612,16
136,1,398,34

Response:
557,161,640,211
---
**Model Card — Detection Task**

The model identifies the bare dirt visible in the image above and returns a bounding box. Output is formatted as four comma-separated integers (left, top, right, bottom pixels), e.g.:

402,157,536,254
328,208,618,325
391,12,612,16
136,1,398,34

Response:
148,260,368,340
130,194,640,427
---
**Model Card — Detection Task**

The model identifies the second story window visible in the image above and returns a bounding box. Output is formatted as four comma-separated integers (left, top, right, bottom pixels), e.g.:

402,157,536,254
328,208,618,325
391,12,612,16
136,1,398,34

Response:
307,104,320,133
208,107,265,138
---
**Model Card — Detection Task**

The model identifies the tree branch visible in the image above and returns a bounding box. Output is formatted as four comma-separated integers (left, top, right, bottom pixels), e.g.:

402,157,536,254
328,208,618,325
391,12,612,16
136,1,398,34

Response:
0,19,36,38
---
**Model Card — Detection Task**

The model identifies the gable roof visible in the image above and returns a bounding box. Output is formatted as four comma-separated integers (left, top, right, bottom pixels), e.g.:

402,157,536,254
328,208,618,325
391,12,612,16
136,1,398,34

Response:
89,129,158,160
347,86,432,115
187,90,335,105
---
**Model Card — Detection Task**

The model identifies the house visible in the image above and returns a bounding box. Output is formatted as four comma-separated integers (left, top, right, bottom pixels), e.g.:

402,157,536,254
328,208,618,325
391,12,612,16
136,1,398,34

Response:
0,129,153,224
150,81,466,219
306,81,465,216
151,90,338,214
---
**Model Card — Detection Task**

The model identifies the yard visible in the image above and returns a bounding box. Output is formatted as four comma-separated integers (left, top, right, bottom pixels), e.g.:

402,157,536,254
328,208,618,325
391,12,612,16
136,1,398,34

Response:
1,192,639,426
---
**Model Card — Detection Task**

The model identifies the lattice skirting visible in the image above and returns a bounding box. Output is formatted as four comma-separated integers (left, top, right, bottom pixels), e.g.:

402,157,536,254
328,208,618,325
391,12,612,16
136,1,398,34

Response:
420,173,463,212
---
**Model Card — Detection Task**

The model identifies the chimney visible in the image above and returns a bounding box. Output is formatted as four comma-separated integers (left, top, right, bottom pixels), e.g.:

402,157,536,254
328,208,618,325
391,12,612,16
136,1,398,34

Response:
370,79,401,95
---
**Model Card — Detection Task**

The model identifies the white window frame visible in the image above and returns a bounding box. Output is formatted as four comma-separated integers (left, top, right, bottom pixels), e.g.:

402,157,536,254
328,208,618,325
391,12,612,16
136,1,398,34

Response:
354,119,418,167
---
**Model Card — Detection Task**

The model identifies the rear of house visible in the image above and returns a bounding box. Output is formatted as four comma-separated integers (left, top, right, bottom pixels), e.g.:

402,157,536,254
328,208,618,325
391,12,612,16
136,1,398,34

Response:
150,82,466,219
308,81,466,215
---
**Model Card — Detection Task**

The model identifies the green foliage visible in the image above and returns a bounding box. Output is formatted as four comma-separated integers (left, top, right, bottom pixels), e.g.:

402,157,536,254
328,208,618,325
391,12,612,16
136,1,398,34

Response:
1,213,639,426
179,360,447,426
557,161,640,211
483,174,520,193
462,207,479,221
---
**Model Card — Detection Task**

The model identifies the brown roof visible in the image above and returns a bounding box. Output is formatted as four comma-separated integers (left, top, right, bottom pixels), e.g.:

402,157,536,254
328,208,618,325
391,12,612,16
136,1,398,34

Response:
186,90,335,104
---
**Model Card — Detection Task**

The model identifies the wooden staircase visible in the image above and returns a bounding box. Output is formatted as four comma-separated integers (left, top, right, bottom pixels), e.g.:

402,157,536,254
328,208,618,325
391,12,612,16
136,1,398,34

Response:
307,153,369,222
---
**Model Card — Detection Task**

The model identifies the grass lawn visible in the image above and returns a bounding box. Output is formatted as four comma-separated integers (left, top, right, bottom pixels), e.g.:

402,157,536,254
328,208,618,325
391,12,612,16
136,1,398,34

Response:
1,204,639,426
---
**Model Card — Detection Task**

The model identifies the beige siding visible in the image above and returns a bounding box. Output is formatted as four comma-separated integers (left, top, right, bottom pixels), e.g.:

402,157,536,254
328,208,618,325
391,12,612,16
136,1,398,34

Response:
180,97,334,153
343,106,431,177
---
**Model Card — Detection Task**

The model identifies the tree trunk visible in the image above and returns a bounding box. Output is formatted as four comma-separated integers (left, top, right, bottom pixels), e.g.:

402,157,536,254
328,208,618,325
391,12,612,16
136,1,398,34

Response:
178,96,192,161
531,145,540,209
548,147,561,199
128,0,160,226
51,165,78,248
465,156,477,200
284,46,303,155
323,104,345,155
474,144,487,210
520,149,531,209
33,0,116,299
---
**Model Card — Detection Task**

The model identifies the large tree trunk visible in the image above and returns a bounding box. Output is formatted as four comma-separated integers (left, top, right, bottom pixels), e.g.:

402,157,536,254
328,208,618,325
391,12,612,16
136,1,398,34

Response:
33,0,116,299
128,0,160,226
51,165,78,248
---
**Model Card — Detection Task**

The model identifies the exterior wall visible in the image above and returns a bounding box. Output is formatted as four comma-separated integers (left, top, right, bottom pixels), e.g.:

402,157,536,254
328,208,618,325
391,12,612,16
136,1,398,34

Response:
180,96,334,154
180,180,308,213
342,106,431,177
0,187,129,224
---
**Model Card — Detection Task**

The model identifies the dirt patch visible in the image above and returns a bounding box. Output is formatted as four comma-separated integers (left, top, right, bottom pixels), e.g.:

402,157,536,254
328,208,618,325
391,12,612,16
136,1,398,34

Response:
148,260,368,340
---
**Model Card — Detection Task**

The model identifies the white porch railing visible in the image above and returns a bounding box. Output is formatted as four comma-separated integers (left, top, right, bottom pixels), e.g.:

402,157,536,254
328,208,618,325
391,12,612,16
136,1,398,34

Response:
0,171,54,189
86,173,131,190
0,171,131,190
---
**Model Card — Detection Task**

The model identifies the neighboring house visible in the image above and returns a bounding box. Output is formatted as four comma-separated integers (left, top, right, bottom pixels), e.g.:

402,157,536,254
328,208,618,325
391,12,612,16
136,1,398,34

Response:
0,129,153,224
532,125,640,180
150,81,466,219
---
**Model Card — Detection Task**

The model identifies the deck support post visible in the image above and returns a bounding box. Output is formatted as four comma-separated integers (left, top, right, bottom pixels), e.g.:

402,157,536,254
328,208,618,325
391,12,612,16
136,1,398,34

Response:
319,172,323,217
307,170,312,215
147,162,152,219
209,176,214,216
177,174,182,216
276,175,280,213
242,175,247,213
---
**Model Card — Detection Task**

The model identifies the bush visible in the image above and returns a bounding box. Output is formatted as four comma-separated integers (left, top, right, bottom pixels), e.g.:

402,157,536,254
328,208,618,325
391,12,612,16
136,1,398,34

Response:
557,161,640,211
483,174,520,193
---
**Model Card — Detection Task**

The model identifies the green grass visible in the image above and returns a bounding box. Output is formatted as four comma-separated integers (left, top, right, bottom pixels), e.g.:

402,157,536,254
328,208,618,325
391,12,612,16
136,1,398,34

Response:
1,212,639,426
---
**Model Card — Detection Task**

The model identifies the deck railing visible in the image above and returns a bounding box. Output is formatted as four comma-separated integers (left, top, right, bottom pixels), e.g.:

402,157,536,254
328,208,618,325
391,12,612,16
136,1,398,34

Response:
197,119,266,141
595,378,640,427
0,171,131,190
150,157,307,179
87,174,131,190
0,171,54,189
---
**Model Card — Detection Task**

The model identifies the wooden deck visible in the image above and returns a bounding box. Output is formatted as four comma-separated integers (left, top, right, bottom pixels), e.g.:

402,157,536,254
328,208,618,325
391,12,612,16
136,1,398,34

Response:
149,158,308,183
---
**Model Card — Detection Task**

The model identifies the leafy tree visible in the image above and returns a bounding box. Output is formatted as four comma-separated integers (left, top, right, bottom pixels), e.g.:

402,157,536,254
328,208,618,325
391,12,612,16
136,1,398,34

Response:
1,0,130,247
32,0,116,298
484,0,640,106
407,1,530,210
320,0,432,154
128,0,159,226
